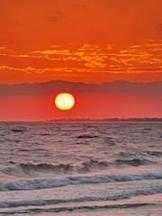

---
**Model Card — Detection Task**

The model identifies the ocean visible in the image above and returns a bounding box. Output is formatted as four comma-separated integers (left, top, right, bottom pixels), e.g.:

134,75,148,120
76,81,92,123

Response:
0,120,162,215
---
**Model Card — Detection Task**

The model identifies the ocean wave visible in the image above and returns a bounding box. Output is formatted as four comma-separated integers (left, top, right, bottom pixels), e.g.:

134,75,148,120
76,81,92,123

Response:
0,192,162,209
11,128,26,133
3,157,155,177
0,203,157,214
3,163,73,176
79,159,108,172
114,158,154,166
0,171,162,191
119,150,162,159
145,151,162,157
79,158,153,171
76,134,99,139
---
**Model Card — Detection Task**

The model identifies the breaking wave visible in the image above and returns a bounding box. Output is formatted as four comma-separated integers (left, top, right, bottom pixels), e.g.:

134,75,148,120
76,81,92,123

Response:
114,158,154,166
3,163,73,176
0,171,162,191
3,160,153,177
2,157,155,177
0,203,158,215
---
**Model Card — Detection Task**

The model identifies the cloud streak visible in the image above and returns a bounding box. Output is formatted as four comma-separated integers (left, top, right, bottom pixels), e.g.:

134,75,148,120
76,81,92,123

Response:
0,40,162,83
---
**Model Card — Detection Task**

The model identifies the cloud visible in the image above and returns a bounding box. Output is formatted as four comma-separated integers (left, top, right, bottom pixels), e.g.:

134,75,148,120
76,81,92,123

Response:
108,40,162,73
33,48,72,56
0,41,162,83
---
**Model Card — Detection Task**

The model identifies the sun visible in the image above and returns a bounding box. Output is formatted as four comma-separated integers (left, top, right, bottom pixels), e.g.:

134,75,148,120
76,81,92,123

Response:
55,93,75,111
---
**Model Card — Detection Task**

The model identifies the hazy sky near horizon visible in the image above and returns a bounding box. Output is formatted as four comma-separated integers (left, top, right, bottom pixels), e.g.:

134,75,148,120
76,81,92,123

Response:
0,0,162,83
0,81,162,120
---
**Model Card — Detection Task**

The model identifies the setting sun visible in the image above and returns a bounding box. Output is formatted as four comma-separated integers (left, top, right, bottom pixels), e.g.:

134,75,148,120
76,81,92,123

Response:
55,93,75,111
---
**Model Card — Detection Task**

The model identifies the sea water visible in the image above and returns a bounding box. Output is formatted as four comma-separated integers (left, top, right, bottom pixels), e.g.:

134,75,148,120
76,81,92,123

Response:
0,121,162,215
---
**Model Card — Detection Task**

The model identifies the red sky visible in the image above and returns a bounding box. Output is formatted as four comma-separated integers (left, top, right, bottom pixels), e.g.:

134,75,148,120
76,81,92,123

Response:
0,0,162,120
0,81,162,120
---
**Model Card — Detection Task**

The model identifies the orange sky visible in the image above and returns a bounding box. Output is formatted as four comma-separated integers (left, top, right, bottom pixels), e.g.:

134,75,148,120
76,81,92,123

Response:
0,0,162,83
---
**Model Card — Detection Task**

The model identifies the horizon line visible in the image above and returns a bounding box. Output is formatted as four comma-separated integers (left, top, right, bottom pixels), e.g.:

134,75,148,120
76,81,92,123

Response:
1,117,162,123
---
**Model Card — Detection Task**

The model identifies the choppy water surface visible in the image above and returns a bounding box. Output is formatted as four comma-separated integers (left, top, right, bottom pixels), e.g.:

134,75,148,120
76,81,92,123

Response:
0,120,162,215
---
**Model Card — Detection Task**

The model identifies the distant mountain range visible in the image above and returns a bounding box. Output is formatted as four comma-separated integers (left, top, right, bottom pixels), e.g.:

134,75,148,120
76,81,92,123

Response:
48,118,162,122
0,80,162,95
